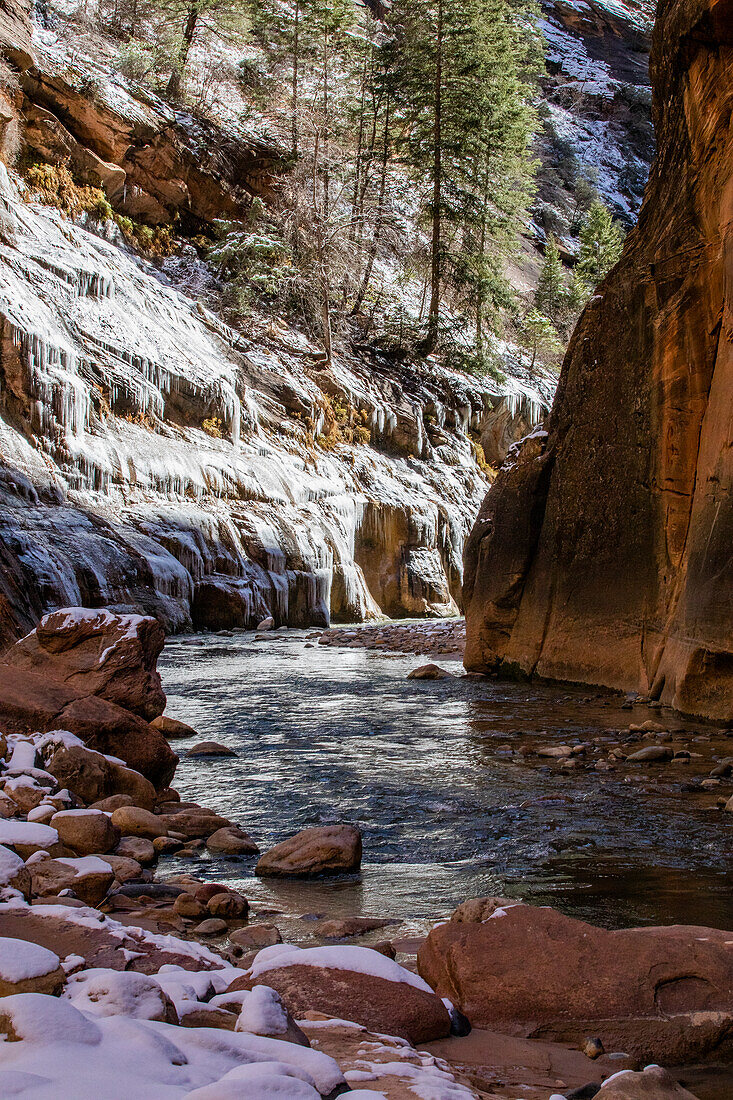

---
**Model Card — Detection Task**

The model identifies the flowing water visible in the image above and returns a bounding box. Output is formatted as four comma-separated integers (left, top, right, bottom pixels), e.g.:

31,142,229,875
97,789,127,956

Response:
159,627,733,935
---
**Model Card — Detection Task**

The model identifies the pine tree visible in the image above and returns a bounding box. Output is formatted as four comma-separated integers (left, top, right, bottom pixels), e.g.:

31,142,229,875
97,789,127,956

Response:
534,233,565,323
576,200,624,289
383,0,540,354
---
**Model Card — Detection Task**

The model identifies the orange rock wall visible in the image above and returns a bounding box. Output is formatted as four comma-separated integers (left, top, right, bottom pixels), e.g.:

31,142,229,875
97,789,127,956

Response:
463,0,733,720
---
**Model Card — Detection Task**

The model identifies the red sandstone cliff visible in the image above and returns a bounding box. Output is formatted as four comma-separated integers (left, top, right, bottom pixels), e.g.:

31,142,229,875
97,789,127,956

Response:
464,0,733,721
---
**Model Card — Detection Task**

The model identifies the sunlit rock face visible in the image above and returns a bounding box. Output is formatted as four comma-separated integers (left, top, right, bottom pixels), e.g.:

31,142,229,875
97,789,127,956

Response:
464,0,733,721
0,160,547,646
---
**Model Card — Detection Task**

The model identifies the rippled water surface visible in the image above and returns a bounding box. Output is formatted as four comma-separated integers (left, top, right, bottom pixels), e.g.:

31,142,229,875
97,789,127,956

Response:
159,629,733,931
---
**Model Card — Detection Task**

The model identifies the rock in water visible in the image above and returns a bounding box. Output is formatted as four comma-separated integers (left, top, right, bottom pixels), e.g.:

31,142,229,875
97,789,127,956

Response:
150,715,199,740
407,663,455,680
463,0,733,723
417,901,733,1063
255,825,362,877
185,742,236,758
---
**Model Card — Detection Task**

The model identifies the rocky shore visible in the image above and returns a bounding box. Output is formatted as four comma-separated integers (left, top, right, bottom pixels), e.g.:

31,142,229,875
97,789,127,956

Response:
0,607,729,1097
318,618,466,660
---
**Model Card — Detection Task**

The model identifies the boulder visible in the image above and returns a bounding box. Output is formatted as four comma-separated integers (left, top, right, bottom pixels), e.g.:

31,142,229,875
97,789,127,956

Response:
5,608,166,719
150,715,198,739
98,854,143,884
597,1066,700,1099
65,968,178,1024
229,946,450,1045
207,891,248,920
206,826,259,855
235,985,310,1047
0,820,61,860
0,844,31,900
417,903,733,1063
29,856,114,906
626,746,674,763
229,924,282,950
186,741,236,758
156,808,231,839
173,893,207,919
50,809,120,855
115,837,156,865
0,938,64,997
256,825,362,878
406,663,454,680
110,806,166,840
52,696,177,789
314,917,395,939
194,918,228,937
89,795,134,812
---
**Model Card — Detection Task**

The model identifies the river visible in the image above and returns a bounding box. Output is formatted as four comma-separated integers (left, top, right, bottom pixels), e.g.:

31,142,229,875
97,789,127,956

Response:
158,626,733,939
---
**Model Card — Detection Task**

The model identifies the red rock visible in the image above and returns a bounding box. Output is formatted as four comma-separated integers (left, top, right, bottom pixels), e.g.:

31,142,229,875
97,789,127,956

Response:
462,0,733,723
417,903,733,1063
256,825,362,878
229,965,451,1045
5,608,166,719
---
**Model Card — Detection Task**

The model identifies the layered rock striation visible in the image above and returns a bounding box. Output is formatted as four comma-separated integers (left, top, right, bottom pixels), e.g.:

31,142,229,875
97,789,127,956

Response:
464,0,733,721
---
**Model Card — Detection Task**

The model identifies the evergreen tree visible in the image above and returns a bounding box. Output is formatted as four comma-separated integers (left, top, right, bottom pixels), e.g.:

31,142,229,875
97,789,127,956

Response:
534,233,565,323
576,200,624,289
383,0,540,353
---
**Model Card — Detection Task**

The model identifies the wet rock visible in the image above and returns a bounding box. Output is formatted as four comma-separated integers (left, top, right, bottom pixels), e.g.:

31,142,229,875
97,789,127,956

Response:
406,663,455,680
207,891,248,920
186,741,236,758
50,809,120,856
153,836,183,854
417,901,733,1063
450,895,517,923
150,715,199,740
173,893,207,919
371,941,397,959
194,918,228,937
229,924,282,950
206,826,259,855
155,806,231,839
314,917,396,939
255,825,362,878
625,746,674,763
110,806,166,840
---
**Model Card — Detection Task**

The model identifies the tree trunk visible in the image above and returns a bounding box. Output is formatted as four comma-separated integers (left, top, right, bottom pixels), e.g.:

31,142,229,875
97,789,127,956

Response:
166,2,199,100
425,0,443,352
351,96,391,315
292,0,300,157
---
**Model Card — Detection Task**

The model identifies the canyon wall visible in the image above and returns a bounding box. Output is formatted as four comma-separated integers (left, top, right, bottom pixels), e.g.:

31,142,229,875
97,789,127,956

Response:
0,8,550,647
464,0,733,721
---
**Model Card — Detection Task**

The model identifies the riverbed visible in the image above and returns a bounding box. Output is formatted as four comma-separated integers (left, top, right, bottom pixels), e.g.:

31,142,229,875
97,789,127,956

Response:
159,626,733,934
